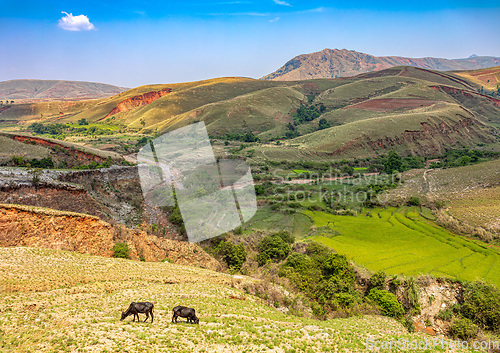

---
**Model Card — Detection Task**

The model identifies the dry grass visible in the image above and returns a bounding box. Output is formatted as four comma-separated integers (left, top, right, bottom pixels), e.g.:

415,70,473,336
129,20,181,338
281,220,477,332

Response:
0,247,475,352
386,160,500,237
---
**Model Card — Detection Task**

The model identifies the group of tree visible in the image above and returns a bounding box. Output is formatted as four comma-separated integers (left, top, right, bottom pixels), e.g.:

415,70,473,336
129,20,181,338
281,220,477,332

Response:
283,103,328,139
223,131,259,142
293,105,322,124
28,122,65,135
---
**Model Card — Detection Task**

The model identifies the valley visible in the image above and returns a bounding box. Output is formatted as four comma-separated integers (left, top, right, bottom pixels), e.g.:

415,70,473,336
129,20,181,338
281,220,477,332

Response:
1,64,499,351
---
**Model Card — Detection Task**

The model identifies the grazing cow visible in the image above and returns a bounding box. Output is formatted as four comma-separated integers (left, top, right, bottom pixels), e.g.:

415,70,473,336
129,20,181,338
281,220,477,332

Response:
172,305,199,324
120,302,154,323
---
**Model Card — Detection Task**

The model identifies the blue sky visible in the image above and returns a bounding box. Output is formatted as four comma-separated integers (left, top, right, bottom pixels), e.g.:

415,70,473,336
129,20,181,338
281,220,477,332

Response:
1,0,499,87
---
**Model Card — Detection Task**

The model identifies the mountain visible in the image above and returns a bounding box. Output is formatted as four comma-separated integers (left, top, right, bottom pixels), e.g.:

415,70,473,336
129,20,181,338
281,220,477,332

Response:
262,48,500,81
0,79,128,102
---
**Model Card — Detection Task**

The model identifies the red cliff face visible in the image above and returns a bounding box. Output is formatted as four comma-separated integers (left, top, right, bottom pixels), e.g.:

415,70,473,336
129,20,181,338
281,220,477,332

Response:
104,88,172,119
12,135,107,163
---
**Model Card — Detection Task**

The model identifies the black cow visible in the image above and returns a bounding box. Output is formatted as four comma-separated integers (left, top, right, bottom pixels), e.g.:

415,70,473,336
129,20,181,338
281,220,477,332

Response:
121,302,154,323
172,305,199,324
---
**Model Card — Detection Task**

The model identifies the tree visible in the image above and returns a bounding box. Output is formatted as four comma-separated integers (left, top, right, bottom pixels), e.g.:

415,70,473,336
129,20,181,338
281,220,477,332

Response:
113,242,130,259
78,118,89,125
215,241,247,272
257,233,293,265
243,131,258,142
140,118,146,128
318,118,330,130
28,168,43,188
384,151,403,174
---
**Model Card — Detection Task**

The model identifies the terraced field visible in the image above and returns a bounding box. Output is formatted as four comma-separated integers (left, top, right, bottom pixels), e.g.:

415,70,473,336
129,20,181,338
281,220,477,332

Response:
305,207,500,287
387,159,500,234
0,247,467,353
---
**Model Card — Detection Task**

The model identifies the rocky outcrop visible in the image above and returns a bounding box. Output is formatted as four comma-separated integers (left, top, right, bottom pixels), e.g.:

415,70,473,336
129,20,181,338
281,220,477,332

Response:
0,204,221,271
104,88,172,119
412,279,462,336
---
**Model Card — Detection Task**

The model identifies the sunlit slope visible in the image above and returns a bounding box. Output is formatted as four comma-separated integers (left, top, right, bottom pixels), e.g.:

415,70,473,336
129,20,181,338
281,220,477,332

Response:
255,103,495,160
150,86,306,137
454,66,500,90
67,78,291,128
2,67,499,159
0,247,454,352
0,134,51,163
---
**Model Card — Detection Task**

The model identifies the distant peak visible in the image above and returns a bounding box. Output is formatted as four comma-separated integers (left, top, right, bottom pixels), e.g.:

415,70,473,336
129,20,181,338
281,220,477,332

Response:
468,54,478,58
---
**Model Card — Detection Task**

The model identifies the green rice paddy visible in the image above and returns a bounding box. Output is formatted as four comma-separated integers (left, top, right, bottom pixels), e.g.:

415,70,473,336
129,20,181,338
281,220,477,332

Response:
304,207,500,286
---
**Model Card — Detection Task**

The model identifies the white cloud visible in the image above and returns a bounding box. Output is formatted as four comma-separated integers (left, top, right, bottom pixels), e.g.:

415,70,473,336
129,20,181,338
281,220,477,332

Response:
269,16,280,22
58,12,95,31
273,0,291,6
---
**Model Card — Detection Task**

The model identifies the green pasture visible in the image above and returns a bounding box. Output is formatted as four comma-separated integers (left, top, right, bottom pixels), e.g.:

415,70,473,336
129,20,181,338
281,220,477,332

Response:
244,207,312,237
304,207,500,287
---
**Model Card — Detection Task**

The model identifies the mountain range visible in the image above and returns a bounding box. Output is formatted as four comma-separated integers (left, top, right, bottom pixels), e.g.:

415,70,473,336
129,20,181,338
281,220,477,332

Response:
262,49,500,81
0,79,128,102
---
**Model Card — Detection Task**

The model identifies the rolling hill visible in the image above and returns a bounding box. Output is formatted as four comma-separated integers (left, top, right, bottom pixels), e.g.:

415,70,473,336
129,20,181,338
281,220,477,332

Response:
0,79,128,102
2,67,500,160
454,66,500,91
262,48,500,81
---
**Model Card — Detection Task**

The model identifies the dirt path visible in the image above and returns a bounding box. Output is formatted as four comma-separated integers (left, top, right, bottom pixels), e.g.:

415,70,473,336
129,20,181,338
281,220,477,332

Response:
421,169,431,194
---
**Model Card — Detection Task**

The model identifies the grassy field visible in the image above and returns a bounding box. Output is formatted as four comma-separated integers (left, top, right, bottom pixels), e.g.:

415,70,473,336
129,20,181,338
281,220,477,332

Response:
304,207,500,287
0,247,473,353
387,159,500,234
243,207,312,238
0,135,51,163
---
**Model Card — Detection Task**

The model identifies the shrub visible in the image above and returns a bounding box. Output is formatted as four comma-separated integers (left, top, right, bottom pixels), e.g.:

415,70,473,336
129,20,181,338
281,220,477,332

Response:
280,252,312,274
403,277,420,311
257,233,292,265
407,196,421,206
215,241,247,272
448,317,479,340
113,242,130,259
274,230,295,244
403,316,416,333
254,185,266,196
323,254,355,283
436,308,454,321
368,289,405,318
305,242,333,264
369,271,387,290
460,281,500,332
279,252,321,291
